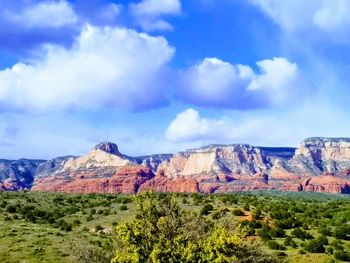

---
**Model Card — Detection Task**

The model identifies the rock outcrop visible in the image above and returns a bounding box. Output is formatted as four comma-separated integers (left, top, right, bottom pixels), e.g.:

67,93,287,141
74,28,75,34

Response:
0,159,45,190
32,165,155,194
3,138,350,194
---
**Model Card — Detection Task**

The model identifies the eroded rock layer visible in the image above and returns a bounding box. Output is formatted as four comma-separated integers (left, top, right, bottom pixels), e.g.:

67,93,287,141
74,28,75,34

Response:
2,138,350,194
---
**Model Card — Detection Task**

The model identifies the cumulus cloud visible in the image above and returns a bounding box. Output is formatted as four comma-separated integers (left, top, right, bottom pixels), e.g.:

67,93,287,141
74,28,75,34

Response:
250,0,350,38
178,57,310,109
130,0,182,31
166,109,221,142
166,108,270,143
0,25,175,112
5,0,78,28
165,103,350,147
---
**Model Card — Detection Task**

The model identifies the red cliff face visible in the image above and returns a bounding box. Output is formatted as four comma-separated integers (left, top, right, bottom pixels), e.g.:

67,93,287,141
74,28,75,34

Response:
19,139,350,195
139,170,199,193
32,166,155,194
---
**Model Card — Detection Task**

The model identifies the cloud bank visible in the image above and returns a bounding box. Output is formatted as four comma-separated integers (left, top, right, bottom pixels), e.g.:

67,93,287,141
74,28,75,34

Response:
178,57,311,109
0,24,174,112
250,0,350,42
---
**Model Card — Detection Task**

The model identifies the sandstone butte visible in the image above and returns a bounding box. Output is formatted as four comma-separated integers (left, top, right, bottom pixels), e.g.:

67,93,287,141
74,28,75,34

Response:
3,138,350,194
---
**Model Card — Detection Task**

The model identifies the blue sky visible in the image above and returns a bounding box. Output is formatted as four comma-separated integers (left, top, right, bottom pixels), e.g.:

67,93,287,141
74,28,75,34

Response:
0,0,350,159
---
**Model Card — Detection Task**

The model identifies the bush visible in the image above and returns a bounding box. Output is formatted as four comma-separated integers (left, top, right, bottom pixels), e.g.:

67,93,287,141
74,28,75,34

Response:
257,225,271,241
119,205,128,211
6,205,17,213
291,228,313,240
200,204,213,216
243,204,250,211
95,225,104,232
73,219,81,226
267,240,286,250
284,236,298,248
304,239,325,253
57,219,72,231
334,250,350,261
270,227,286,238
333,225,350,240
252,209,262,220
211,211,221,220
326,246,334,255
232,208,245,216
74,245,111,263
319,226,332,236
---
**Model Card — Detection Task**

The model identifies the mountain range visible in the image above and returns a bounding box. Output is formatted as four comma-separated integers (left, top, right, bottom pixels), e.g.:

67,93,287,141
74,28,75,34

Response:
2,138,350,194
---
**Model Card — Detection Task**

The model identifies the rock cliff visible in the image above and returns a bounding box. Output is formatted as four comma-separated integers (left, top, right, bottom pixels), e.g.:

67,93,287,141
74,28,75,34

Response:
0,159,45,190
3,138,350,194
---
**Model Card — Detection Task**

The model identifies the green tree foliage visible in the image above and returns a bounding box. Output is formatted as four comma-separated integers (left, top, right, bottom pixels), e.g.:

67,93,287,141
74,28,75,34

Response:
283,237,298,248
291,228,313,240
252,209,262,221
333,225,350,240
112,191,279,263
303,237,326,253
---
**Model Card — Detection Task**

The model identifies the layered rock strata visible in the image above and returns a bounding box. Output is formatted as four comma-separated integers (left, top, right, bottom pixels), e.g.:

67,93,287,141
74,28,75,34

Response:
2,138,350,194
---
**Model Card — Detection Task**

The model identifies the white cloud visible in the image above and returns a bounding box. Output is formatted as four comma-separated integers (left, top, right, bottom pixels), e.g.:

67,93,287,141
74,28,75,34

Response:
165,101,350,147
5,0,78,28
131,0,181,16
98,3,122,21
130,0,181,31
166,108,218,142
0,24,175,112
251,0,350,36
178,57,310,109
313,1,350,31
166,108,269,143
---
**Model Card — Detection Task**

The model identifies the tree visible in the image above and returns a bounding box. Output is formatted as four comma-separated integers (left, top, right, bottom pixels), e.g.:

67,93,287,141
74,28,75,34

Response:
112,191,280,263
252,209,262,221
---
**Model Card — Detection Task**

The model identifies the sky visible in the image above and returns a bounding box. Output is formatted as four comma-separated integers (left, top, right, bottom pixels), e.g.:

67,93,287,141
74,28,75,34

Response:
0,0,350,159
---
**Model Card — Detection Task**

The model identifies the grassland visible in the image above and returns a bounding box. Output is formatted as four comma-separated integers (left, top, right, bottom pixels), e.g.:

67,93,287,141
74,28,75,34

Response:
1,191,350,262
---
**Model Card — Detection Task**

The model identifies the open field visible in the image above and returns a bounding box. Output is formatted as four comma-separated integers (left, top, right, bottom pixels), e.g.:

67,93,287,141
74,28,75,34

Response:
1,191,350,262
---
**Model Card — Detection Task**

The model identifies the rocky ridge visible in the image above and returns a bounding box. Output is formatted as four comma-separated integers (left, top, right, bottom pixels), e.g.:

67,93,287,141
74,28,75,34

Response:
2,138,350,194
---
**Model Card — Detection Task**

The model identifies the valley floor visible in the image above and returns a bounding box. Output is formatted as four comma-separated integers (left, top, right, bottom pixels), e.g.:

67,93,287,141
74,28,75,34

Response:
1,191,350,262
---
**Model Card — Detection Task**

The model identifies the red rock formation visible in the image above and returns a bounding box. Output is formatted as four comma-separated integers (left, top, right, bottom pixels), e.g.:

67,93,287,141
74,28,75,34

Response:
32,166,154,194
139,170,199,193
301,176,350,194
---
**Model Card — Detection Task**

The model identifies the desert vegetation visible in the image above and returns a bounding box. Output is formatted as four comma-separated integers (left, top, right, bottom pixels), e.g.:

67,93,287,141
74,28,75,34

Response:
1,190,350,262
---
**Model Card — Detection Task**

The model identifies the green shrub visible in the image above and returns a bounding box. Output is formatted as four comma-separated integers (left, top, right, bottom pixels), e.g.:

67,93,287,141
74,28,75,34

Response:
73,219,81,226
270,227,286,238
334,250,350,261
200,204,213,216
119,205,128,211
90,209,96,215
303,239,325,253
57,219,72,231
284,236,298,248
232,208,245,216
95,225,104,232
291,228,313,240
267,240,286,250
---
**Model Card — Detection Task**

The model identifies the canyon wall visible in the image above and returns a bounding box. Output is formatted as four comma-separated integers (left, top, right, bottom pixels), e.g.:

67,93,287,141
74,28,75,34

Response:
2,138,350,194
